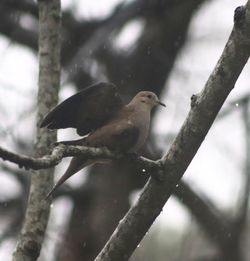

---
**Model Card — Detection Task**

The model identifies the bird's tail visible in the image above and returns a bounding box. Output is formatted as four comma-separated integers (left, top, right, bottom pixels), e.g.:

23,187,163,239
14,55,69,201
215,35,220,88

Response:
46,157,91,199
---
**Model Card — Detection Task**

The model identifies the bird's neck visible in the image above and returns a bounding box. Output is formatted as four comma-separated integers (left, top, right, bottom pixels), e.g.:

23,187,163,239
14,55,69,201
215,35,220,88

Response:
126,101,151,114
124,103,151,126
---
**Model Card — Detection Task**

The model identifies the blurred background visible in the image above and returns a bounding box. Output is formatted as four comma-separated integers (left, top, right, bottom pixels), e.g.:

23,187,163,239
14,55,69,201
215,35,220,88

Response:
0,0,250,260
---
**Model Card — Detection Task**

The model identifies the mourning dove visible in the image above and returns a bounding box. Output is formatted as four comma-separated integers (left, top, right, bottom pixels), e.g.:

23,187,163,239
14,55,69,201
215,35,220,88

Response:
40,82,165,198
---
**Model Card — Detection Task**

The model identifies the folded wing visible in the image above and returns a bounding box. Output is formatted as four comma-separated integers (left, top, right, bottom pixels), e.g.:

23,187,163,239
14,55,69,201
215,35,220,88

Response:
40,82,123,136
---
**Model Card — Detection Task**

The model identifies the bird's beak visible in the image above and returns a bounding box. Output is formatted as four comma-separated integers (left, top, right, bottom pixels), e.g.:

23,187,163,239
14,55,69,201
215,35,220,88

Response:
157,100,166,107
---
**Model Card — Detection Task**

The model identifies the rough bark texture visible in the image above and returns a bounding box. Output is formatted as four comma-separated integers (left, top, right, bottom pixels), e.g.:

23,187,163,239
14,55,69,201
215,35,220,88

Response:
0,145,160,174
95,3,250,261
12,1,61,260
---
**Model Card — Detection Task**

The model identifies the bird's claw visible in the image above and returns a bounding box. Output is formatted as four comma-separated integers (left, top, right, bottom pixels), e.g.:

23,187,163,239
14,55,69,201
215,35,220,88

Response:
150,160,166,182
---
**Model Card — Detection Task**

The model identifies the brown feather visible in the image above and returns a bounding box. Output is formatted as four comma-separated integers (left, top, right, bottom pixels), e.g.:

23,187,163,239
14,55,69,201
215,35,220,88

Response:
40,82,123,136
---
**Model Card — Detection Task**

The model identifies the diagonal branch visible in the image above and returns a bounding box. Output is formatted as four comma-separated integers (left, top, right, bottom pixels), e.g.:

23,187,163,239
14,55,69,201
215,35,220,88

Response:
94,3,250,261
234,100,250,231
175,181,232,250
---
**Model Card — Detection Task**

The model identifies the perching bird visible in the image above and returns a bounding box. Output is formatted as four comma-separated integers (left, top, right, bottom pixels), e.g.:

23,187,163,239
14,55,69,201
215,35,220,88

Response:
40,82,165,198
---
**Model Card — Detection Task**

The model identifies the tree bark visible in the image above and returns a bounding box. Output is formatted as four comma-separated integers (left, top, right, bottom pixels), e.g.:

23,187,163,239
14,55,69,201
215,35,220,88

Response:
12,0,61,260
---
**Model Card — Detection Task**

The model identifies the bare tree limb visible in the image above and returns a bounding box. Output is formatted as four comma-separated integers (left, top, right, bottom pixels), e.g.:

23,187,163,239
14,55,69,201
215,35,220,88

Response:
150,137,240,259
12,0,61,260
1,0,38,17
234,100,250,231
0,10,37,50
0,198,24,245
175,181,231,243
174,181,237,260
216,92,250,120
94,3,250,261
0,144,162,175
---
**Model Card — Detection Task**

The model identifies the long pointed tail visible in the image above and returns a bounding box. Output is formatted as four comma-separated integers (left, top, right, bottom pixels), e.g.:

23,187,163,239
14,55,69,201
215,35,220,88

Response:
46,157,90,199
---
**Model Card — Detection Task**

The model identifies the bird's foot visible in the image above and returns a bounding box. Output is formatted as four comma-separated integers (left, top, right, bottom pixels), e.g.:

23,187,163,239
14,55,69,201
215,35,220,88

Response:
150,160,166,182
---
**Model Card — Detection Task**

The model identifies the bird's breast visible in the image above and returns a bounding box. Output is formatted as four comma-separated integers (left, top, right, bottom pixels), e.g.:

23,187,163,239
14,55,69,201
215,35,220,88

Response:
128,111,150,152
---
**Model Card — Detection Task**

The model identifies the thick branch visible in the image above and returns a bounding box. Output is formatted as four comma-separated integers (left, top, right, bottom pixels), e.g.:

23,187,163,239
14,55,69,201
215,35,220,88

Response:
12,0,61,260
175,181,232,249
94,3,250,261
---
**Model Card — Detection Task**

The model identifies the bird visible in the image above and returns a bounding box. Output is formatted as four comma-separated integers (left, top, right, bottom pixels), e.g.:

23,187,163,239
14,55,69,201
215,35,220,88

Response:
40,82,166,198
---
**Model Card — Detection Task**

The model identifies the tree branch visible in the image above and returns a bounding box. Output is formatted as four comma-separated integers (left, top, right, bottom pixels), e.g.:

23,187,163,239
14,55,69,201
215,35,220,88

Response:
94,3,250,261
0,144,162,175
175,181,232,250
12,0,61,260
234,100,250,231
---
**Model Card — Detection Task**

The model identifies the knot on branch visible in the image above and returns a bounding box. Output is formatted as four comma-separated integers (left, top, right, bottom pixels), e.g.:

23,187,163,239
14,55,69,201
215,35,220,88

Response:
234,6,245,27
150,159,166,182
191,94,199,109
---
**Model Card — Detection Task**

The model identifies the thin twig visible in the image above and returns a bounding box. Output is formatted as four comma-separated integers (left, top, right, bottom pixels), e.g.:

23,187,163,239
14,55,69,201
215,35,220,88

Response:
0,144,162,174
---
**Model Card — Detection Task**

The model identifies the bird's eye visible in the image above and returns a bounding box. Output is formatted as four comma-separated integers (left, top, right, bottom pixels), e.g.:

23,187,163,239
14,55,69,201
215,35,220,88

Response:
147,94,152,98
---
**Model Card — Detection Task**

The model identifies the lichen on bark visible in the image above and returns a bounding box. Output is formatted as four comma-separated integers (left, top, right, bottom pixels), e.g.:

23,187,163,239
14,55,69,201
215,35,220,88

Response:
12,1,61,261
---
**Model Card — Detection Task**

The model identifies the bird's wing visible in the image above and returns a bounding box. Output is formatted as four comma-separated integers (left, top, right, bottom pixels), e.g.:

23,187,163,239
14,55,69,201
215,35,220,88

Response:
110,126,140,152
40,82,123,136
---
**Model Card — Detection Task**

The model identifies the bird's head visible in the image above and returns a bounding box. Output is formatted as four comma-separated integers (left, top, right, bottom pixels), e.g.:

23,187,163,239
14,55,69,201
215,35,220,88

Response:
132,91,166,109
